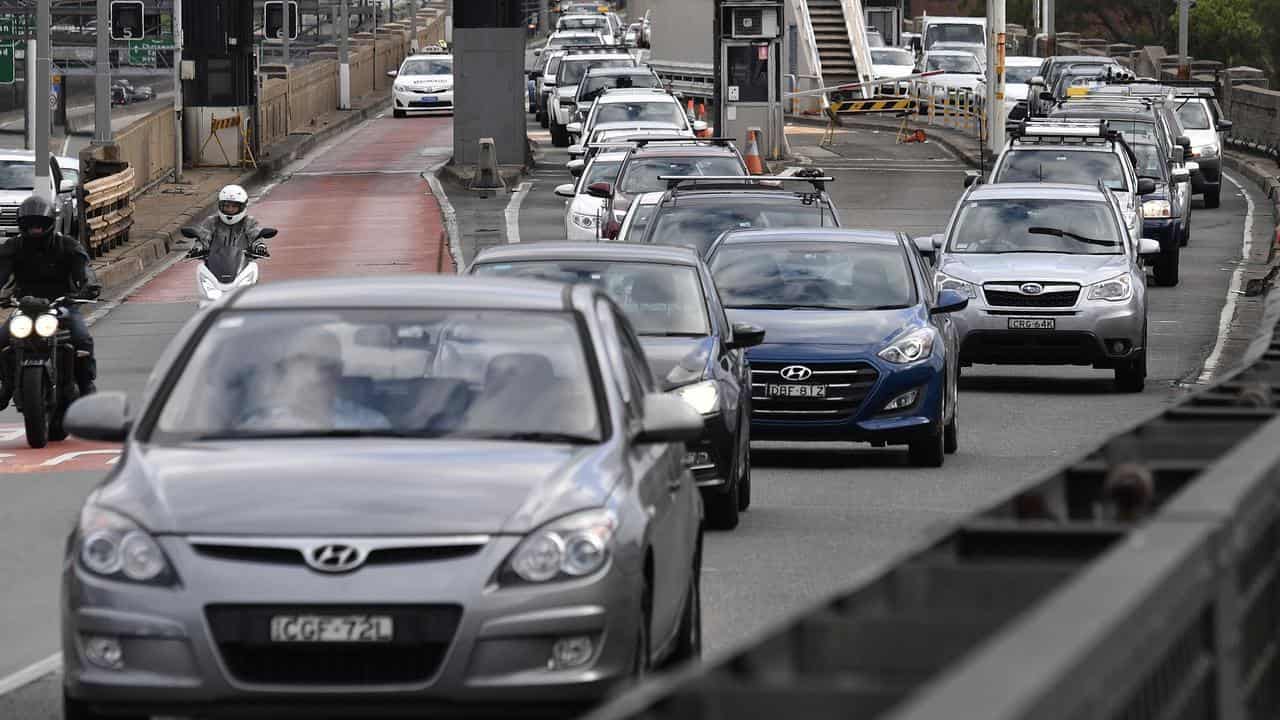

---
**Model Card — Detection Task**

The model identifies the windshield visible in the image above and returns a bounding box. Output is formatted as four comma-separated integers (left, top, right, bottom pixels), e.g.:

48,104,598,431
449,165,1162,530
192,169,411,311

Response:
474,261,710,336
400,58,451,75
1130,143,1165,178
925,23,984,49
996,149,1128,191
865,31,885,47
646,200,839,256
580,73,660,100
950,199,1123,255
595,101,684,125
711,241,915,310
0,160,34,191
559,58,634,85
152,310,603,443
926,54,981,74
620,156,746,193
1176,101,1211,130
583,159,621,187
871,49,914,66
1006,65,1039,84
559,16,605,30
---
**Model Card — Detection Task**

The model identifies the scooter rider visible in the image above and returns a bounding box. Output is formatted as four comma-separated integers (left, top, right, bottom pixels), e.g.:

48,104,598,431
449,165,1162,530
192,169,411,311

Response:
189,184,269,259
0,195,101,409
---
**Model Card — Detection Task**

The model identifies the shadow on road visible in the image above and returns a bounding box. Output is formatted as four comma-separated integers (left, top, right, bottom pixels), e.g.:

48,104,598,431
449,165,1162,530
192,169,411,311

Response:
749,444,915,469
959,374,1120,395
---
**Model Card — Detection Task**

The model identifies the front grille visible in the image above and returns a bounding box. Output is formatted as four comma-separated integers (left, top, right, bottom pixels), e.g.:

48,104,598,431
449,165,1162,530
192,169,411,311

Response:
0,206,17,228
984,286,1080,308
206,604,462,685
750,361,879,420
192,542,483,567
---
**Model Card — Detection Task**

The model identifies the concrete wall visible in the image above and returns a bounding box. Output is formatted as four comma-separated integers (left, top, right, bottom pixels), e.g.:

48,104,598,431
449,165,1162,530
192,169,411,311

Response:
115,107,178,191
453,27,526,166
1223,83,1280,149
628,0,714,67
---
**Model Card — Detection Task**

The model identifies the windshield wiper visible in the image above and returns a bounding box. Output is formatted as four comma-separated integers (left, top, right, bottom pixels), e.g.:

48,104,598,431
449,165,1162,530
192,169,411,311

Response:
453,431,599,444
862,304,912,311
196,429,427,441
727,303,851,310
1028,226,1121,247
641,331,708,338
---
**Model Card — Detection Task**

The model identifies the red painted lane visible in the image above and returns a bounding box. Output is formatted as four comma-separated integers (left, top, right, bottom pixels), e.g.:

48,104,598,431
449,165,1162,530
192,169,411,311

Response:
0,425,120,471
131,116,455,304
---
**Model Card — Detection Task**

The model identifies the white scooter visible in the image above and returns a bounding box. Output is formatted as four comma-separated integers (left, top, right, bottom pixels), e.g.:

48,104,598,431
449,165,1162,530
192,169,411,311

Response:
179,226,277,308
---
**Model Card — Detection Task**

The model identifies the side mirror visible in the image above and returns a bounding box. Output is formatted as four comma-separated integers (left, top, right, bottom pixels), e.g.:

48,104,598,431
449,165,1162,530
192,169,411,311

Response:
567,122,583,134
534,48,543,56
1185,161,1200,173
180,226,200,239
1039,91,1056,102
386,69,398,77
913,235,937,261
1177,136,1192,149
1028,75,1045,86
568,159,586,177
258,227,278,239
601,219,621,239
1136,178,1157,195
1217,119,1233,132
586,181,612,198
1171,167,1191,183
931,233,945,250
635,393,704,443
963,170,981,188
931,288,969,315
555,183,576,198
59,179,75,193
568,144,586,157
1138,238,1162,255
65,391,131,443
727,322,765,349
692,120,708,132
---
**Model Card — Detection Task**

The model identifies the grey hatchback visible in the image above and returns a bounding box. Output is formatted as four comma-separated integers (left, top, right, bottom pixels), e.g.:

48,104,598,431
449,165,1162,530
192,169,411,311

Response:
60,275,705,719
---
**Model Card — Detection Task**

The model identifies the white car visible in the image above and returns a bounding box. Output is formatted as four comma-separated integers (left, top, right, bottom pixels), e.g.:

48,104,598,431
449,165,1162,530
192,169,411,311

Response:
556,13,615,43
0,151,79,239
549,51,636,146
920,50,985,107
568,127,695,163
390,53,453,117
870,47,916,80
1002,55,1043,120
572,89,702,146
555,150,626,241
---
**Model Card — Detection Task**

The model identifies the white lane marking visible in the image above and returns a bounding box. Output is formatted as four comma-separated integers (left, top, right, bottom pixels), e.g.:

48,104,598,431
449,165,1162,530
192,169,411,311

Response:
422,162,462,272
1198,172,1254,384
59,135,70,156
39,449,122,467
0,653,61,697
505,181,531,244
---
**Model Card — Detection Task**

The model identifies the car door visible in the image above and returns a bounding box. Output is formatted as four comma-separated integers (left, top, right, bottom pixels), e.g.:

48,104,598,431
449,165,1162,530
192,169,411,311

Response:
596,299,689,652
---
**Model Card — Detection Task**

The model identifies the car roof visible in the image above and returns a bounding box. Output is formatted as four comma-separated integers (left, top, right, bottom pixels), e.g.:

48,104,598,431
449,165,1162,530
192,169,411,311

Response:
965,182,1110,201
230,276,574,312
1048,55,1117,64
562,52,632,62
599,89,675,102
404,53,451,62
585,66,655,76
659,186,830,203
717,228,901,245
473,242,701,266
591,151,629,162
627,144,738,158
1006,55,1042,65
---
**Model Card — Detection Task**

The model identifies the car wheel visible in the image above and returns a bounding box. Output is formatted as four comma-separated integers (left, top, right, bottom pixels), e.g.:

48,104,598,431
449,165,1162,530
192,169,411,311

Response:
550,120,571,148
908,420,945,468
737,443,751,511
64,694,147,720
944,408,958,455
1205,185,1221,209
662,539,702,667
1152,244,1180,287
631,577,653,680
393,108,406,119
538,110,549,128
1115,350,1147,393
704,471,740,531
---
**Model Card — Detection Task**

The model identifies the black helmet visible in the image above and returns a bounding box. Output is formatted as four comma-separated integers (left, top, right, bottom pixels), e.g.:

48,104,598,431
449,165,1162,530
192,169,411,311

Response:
17,195,56,240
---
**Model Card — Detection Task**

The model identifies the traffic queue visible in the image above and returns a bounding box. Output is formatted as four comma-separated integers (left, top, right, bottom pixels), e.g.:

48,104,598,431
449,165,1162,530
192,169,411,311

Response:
53,3,1236,718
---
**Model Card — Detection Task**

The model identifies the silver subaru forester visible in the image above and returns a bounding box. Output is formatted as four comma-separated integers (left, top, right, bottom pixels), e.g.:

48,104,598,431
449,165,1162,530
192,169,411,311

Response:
920,182,1161,392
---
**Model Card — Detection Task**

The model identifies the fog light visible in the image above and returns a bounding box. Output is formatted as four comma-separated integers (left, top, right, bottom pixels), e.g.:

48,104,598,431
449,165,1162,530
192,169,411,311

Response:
1110,340,1130,355
683,451,710,467
883,388,919,412
83,635,123,670
548,635,594,670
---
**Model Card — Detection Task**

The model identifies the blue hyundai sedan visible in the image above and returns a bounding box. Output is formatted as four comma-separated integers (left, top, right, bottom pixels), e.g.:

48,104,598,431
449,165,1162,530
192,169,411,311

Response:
706,228,969,466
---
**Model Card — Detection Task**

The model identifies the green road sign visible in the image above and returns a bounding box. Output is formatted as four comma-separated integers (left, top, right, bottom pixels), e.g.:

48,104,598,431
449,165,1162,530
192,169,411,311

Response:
128,36,172,67
0,14,22,86
0,44,12,85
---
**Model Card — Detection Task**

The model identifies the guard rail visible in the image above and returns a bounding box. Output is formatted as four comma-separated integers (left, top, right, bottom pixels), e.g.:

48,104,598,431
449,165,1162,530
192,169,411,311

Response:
81,167,135,258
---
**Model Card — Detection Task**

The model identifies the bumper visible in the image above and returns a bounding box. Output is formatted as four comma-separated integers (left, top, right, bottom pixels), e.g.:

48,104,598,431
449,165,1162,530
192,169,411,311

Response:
63,536,642,714
552,101,576,126
1143,216,1180,253
565,218,600,241
953,298,1144,368
1189,157,1221,193
684,412,736,492
394,88,454,112
748,354,945,445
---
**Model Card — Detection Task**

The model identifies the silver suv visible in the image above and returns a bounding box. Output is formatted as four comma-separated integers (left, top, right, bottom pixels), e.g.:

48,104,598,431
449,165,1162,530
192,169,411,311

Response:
920,182,1161,392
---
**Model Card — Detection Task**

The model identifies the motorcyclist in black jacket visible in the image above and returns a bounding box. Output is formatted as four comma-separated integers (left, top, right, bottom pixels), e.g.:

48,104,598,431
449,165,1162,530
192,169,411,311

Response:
0,195,100,409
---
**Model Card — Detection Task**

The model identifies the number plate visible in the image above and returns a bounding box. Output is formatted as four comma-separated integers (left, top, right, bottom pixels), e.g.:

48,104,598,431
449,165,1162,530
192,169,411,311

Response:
1008,318,1056,330
420,96,437,102
767,384,827,398
269,615,394,643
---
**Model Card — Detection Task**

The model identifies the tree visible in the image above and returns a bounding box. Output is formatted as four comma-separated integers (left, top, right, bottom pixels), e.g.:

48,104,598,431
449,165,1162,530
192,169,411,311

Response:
1180,0,1262,67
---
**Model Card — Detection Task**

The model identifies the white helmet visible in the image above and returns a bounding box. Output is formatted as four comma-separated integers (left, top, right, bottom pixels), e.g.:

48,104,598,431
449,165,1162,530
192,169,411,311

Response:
217,184,249,225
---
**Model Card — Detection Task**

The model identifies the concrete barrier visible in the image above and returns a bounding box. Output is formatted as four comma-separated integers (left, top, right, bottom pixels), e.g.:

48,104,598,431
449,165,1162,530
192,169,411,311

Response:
114,107,178,192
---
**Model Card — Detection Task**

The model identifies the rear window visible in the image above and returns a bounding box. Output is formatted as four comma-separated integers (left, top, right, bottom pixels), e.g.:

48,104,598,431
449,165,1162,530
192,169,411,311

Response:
995,149,1128,191
619,156,747,194
646,200,839,256
559,58,635,85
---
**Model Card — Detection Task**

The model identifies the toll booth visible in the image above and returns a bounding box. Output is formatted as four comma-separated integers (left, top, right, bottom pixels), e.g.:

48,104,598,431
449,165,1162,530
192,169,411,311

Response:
181,0,257,166
864,0,903,47
714,0,783,161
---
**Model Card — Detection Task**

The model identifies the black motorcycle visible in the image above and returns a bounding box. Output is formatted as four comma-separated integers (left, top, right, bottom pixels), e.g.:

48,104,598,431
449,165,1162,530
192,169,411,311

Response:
5,295,94,448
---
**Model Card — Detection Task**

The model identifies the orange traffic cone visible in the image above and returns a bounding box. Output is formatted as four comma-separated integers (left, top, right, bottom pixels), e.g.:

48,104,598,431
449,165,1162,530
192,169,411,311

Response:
743,128,765,175
696,101,711,137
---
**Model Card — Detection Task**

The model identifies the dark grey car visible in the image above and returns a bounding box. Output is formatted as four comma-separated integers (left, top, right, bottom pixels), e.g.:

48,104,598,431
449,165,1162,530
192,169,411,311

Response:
60,275,705,720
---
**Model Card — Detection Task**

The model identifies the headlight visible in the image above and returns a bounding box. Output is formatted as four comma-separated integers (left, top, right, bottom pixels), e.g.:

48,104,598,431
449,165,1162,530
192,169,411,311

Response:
394,82,409,92
1142,199,1171,218
34,313,58,337
8,314,32,339
1193,145,1217,159
673,379,719,415
571,212,597,229
78,506,176,585
878,327,936,365
934,271,976,299
503,508,617,584
1088,273,1133,302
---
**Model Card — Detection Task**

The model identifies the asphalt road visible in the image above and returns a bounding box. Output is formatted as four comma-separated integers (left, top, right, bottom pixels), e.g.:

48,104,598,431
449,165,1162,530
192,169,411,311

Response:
0,108,1269,718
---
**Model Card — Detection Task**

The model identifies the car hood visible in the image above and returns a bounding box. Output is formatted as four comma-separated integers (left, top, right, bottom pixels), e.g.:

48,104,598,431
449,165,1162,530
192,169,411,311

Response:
638,335,711,385
1005,83,1030,101
0,188,35,205
872,63,916,79
930,73,984,90
938,252,1130,284
1183,129,1218,148
725,307,921,350
593,121,688,133
100,440,612,536
400,73,452,86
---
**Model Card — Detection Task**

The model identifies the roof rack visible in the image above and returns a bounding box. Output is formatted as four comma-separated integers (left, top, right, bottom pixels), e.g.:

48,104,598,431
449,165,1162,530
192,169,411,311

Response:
658,174,833,193
629,136,738,148
1012,119,1113,139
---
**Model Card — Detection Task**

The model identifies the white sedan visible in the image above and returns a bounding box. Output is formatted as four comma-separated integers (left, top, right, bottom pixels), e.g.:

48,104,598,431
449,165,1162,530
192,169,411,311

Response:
556,151,626,241
390,54,453,117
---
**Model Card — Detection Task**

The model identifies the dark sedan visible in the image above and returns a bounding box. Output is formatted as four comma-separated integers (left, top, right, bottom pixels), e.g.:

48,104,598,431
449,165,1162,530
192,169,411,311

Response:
707,229,968,467
469,242,765,530
60,275,705,719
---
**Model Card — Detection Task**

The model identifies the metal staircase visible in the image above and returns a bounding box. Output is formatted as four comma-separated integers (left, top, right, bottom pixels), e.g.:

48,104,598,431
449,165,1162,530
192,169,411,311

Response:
803,0,875,99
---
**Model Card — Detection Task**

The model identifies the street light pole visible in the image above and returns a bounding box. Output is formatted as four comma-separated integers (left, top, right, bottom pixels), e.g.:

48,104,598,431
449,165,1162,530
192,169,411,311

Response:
283,0,292,65
990,0,1005,154
338,0,351,109
1177,0,1190,80
94,0,111,145
409,0,419,53
1044,0,1055,57
173,0,184,181
34,0,49,201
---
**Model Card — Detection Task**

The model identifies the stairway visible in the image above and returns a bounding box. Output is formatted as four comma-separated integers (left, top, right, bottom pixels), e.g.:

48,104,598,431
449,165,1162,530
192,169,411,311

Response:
806,0,858,91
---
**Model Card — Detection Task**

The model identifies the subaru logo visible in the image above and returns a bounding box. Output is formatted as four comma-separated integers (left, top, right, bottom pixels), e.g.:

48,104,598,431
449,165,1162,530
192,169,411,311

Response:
779,365,813,382
306,544,365,573
1020,283,1044,295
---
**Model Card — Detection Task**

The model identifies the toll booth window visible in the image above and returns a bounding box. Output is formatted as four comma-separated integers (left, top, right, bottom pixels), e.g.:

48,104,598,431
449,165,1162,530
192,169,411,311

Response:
726,46,769,103
206,59,234,105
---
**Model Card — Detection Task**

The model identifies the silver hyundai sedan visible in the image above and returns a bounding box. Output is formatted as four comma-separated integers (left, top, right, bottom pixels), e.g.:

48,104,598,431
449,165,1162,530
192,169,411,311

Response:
60,275,705,719
922,182,1161,392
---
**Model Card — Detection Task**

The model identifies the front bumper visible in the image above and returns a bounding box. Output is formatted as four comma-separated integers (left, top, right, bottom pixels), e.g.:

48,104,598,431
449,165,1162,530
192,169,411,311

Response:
953,293,1144,369
684,412,736,493
63,535,642,716
393,87,454,112
1189,156,1221,193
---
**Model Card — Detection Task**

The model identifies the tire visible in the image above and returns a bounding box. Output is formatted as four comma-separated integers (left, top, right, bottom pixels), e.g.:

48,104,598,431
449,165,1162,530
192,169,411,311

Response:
1115,350,1147,393
1205,185,1221,209
22,367,48,449
704,472,740,531
908,420,945,468
538,110,549,128
64,693,148,720
944,410,959,455
631,577,652,680
393,108,406,118
550,120,570,148
1152,244,1180,287
662,541,702,668
737,446,751,512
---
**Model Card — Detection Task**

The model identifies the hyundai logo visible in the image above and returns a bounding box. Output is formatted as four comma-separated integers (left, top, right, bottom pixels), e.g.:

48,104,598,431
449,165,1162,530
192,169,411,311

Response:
779,365,813,382
1020,283,1044,295
306,544,365,573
